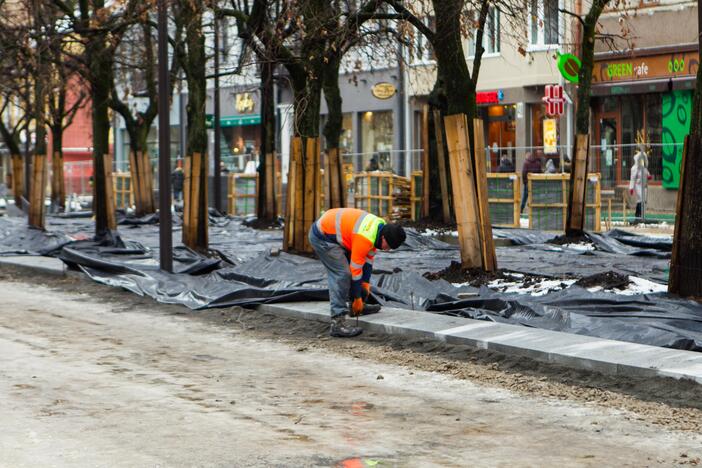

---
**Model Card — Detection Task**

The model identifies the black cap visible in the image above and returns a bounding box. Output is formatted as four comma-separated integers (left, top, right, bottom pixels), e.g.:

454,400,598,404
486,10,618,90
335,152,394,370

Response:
382,223,406,249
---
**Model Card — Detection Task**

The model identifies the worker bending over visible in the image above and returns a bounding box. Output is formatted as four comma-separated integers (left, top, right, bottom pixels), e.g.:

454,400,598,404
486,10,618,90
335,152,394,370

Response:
309,208,406,338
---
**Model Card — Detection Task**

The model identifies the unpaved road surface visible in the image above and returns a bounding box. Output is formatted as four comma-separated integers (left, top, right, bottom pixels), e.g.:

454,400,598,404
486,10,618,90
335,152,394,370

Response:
1,276,701,467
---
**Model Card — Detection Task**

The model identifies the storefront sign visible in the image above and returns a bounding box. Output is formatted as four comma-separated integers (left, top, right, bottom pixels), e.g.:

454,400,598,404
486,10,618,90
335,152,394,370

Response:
235,93,256,113
221,114,261,127
542,85,565,116
543,119,558,155
593,51,699,83
371,82,396,99
476,90,504,105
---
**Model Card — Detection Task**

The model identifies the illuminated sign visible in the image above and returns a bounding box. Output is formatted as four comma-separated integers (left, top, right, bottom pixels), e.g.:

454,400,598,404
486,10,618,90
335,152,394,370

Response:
543,119,558,155
476,90,504,105
371,82,397,99
235,93,255,113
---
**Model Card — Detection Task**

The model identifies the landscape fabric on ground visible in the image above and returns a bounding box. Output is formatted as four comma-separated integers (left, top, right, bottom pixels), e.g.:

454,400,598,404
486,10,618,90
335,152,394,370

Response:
1,212,700,352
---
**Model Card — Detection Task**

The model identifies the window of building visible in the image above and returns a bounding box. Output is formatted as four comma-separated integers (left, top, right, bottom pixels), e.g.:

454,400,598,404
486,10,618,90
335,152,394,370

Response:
530,0,559,47
468,7,500,57
360,111,394,172
410,16,435,64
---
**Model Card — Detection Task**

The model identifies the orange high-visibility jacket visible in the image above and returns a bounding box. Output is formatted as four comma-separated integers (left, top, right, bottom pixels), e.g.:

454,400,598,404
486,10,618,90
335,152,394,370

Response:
314,208,385,297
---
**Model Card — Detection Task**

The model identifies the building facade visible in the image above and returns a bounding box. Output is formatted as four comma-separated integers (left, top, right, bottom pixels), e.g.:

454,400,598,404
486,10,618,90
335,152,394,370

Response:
592,0,697,211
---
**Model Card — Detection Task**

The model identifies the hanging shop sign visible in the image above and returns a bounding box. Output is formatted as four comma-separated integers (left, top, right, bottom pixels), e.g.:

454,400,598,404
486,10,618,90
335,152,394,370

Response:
557,52,581,84
235,93,256,113
543,119,558,155
476,90,504,105
542,85,565,116
593,51,699,83
371,82,397,99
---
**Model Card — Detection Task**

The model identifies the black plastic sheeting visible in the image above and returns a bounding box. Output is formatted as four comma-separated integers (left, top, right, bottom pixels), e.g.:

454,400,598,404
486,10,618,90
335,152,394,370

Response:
2,213,702,351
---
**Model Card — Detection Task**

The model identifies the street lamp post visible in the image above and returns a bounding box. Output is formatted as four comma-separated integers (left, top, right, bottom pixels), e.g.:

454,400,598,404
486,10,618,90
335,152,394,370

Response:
213,8,222,212
158,0,173,272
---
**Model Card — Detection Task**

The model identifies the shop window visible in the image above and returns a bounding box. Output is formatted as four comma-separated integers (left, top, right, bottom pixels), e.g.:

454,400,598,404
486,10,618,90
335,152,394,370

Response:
645,93,663,183
360,111,394,172
222,125,260,172
468,7,500,57
621,95,644,183
530,0,559,47
322,113,353,154
482,105,516,171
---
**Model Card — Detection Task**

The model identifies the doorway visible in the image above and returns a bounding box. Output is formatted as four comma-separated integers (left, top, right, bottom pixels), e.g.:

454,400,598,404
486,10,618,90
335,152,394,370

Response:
597,113,619,190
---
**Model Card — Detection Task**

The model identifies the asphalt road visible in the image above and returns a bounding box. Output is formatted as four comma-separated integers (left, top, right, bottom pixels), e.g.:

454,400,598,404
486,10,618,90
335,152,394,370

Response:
1,279,701,467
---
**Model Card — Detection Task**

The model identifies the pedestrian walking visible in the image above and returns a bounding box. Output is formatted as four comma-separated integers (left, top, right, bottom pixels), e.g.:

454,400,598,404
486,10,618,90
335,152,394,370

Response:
629,150,651,219
171,161,184,202
520,152,542,213
308,208,406,338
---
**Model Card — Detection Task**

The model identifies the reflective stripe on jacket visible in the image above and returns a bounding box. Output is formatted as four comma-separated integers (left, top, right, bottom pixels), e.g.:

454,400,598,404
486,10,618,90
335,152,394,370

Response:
315,208,384,297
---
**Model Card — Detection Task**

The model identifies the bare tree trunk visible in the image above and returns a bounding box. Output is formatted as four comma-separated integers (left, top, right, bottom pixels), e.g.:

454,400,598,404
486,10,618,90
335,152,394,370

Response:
181,0,208,251
566,0,607,236
257,59,276,220
669,49,702,296
322,55,346,209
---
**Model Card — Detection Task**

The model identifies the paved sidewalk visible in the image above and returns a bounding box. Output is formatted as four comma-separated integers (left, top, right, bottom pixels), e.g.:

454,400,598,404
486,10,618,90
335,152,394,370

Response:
2,254,702,385
258,302,702,384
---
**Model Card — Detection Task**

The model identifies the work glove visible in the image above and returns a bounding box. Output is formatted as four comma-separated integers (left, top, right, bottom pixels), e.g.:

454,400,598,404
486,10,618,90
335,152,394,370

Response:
351,297,364,316
361,282,371,301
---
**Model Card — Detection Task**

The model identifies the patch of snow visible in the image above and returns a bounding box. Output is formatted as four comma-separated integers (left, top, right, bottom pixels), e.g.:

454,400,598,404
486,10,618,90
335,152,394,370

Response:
615,276,667,296
587,276,666,295
562,242,595,252
487,278,577,297
420,229,439,237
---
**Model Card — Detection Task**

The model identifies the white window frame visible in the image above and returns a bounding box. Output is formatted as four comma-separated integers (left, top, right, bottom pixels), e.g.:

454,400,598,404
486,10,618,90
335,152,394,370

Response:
468,7,501,59
409,16,436,65
528,0,561,51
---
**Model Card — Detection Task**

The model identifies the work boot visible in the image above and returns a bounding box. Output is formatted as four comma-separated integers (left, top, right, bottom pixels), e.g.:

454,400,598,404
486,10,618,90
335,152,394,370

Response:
329,316,363,338
348,303,381,316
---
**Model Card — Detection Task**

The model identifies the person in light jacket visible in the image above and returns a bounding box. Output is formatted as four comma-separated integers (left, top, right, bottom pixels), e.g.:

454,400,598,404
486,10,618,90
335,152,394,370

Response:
629,150,652,219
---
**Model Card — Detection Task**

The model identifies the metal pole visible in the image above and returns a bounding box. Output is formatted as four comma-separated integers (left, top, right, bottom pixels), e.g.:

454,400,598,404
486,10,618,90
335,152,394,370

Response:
158,0,173,272
213,8,222,212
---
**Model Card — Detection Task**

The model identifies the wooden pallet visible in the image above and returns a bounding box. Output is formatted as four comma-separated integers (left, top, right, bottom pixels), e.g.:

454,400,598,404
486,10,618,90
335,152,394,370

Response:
353,171,411,221
528,173,601,232
487,173,521,228
227,173,258,216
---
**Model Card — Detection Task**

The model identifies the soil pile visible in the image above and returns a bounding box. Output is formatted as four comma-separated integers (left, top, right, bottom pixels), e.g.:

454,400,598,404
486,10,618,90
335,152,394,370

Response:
575,271,631,290
549,234,590,246
423,261,511,286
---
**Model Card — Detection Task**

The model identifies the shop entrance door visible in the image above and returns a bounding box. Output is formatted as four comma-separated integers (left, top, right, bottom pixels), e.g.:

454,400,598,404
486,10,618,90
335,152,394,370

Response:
598,114,619,190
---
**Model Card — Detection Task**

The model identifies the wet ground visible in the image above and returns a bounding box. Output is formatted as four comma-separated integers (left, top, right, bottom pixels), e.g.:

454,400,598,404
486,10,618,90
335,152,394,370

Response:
1,271,702,466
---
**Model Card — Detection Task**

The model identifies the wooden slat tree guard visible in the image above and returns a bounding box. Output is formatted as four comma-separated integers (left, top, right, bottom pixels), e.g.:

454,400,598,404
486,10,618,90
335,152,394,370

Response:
264,152,275,218
353,171,411,221
432,109,452,223
128,151,155,216
421,105,430,218
487,173,521,228
566,134,590,235
410,170,423,221
528,173,601,232
183,152,208,251
227,173,258,216
325,148,346,210
101,154,117,231
283,137,321,253
10,154,23,207
443,115,496,271
50,151,66,210
28,154,47,229
112,172,135,210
